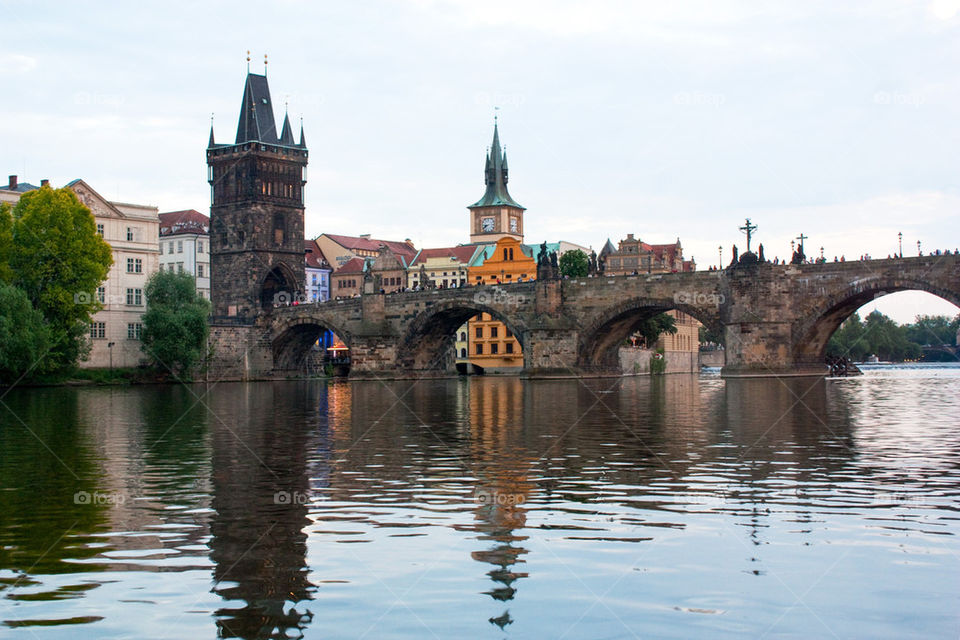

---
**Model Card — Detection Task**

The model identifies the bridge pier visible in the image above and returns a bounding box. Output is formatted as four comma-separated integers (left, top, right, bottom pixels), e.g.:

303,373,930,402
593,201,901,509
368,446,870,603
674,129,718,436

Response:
720,321,826,378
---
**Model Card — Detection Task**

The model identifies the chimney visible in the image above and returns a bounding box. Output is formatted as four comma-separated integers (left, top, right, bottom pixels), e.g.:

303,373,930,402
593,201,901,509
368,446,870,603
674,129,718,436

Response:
359,234,371,239
41,179,49,187
8,175,16,190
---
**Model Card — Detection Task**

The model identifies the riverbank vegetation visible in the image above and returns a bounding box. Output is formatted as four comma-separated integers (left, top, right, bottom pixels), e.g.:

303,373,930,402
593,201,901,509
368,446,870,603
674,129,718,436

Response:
827,311,959,362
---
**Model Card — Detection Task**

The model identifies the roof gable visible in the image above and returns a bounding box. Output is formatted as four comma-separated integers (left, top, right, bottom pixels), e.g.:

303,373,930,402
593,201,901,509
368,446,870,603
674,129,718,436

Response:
67,179,126,219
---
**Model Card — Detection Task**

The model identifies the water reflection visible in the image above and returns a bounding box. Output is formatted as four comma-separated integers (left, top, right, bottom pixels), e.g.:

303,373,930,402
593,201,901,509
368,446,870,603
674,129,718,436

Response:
207,383,318,639
0,369,958,638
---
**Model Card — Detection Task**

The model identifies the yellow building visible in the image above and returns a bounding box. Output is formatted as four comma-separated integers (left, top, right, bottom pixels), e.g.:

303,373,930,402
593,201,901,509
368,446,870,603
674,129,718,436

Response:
467,237,536,373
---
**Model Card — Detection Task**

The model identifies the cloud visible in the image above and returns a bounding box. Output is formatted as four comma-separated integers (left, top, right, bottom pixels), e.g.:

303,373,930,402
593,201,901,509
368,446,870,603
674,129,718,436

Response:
0,53,38,74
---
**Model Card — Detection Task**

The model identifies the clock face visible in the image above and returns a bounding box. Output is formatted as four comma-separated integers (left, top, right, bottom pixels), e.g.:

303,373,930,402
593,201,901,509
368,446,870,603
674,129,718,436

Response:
509,218,518,233
481,217,495,232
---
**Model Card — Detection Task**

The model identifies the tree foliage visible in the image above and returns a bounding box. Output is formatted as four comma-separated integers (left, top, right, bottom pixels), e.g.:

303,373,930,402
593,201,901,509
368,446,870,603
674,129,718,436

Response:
141,271,211,378
827,311,924,362
635,313,678,348
0,281,51,384
6,187,112,373
904,314,959,347
559,249,589,278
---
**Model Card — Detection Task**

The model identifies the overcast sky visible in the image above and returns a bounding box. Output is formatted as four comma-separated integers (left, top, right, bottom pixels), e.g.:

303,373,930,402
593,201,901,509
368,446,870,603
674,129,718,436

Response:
3,0,959,322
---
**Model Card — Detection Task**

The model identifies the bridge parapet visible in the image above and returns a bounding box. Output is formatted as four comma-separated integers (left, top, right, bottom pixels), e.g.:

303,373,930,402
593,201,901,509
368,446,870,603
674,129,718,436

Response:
207,253,959,380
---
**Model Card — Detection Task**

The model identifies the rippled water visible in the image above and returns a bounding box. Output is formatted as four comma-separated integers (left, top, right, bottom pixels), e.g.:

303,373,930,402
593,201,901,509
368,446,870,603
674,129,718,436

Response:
1,367,959,638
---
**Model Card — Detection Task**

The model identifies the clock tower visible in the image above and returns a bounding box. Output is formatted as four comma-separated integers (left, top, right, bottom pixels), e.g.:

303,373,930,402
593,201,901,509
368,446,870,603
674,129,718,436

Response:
468,120,525,243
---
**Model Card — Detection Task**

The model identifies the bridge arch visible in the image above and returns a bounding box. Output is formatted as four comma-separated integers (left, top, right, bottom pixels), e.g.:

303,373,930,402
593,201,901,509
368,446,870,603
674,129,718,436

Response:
271,313,353,373
397,300,529,372
793,276,960,364
577,297,723,370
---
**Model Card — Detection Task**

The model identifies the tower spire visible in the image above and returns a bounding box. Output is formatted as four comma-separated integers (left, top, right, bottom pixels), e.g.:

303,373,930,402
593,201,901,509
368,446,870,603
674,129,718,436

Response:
469,117,523,210
208,112,215,147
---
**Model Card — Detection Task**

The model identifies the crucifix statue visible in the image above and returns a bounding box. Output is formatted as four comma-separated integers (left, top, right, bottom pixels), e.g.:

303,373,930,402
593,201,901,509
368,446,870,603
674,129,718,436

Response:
739,218,757,253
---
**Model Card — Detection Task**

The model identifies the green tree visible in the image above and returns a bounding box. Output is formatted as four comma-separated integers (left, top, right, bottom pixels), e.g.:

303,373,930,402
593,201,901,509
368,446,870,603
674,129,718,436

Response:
8,187,112,374
699,324,724,348
0,203,13,282
141,271,211,378
827,313,871,361
905,314,959,347
0,282,51,384
634,313,677,348
559,249,589,278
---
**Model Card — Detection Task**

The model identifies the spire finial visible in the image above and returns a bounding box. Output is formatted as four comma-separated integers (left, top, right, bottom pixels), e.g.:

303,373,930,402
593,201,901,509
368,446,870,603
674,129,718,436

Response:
246,50,250,72
494,106,499,126
264,53,268,75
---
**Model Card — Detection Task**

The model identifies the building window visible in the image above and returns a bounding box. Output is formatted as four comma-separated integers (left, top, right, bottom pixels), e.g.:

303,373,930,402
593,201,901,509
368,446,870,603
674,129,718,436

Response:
168,242,174,254
506,328,513,338
126,288,142,306
460,331,466,342
96,223,104,237
126,227,134,241
127,323,142,340
177,262,184,273
126,258,143,273
198,264,204,278
491,326,498,338
475,326,483,338
177,240,183,253
491,343,499,354
476,343,483,355
90,322,106,339
97,286,106,304
506,342,514,353
460,348,467,358
198,241,204,253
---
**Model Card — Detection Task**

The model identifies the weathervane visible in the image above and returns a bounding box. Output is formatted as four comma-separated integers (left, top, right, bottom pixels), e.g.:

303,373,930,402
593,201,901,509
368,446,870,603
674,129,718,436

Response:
739,218,757,253
246,50,250,72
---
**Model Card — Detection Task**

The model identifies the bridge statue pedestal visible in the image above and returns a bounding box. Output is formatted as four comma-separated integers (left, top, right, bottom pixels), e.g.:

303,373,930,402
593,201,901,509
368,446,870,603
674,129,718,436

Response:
720,319,826,378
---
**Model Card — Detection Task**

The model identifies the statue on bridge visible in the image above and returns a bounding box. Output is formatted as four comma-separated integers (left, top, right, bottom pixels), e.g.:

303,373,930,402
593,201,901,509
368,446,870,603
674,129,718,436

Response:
589,250,598,275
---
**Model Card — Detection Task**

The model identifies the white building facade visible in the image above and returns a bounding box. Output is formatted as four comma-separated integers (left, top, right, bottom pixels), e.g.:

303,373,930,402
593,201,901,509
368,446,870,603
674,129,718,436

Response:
158,210,210,300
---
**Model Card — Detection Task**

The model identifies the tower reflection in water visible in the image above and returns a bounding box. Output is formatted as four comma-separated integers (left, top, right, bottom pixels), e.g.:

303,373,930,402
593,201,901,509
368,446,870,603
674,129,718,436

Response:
467,378,531,630
207,383,320,639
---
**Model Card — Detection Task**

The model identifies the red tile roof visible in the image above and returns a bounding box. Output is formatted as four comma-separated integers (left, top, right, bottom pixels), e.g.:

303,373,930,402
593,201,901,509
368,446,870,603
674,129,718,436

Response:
409,245,478,266
159,210,209,237
333,257,367,274
323,233,416,258
304,239,331,269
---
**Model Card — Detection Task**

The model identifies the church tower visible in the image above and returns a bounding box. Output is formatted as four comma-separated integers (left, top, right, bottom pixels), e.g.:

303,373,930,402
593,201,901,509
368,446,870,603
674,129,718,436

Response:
468,120,525,243
207,69,308,318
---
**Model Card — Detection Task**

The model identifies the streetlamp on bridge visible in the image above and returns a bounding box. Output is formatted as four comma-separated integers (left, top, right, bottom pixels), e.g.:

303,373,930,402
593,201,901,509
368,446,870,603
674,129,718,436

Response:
898,231,903,258
718,245,722,269
917,240,922,256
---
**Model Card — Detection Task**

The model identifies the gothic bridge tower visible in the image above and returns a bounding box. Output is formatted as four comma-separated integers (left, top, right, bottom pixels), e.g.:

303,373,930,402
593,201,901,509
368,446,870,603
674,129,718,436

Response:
207,69,308,318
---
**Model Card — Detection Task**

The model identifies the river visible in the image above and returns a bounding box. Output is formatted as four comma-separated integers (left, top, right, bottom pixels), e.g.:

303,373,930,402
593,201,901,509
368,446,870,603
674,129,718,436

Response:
1,365,959,638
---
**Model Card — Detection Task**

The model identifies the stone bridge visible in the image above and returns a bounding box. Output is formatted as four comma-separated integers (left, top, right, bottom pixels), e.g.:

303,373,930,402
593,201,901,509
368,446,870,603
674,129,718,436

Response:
209,254,960,379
